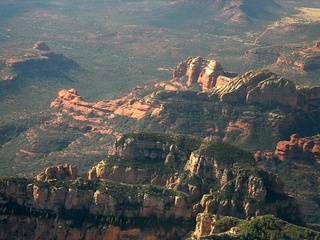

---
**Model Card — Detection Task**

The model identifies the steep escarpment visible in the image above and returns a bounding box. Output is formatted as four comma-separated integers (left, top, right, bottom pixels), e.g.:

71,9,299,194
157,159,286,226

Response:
183,140,302,224
256,133,320,223
0,133,307,239
89,133,303,223
172,56,237,90
0,177,191,240
172,57,320,110
214,70,297,107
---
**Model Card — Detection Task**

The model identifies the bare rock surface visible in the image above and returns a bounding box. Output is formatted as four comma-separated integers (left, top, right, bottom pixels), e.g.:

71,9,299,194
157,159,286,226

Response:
35,164,78,181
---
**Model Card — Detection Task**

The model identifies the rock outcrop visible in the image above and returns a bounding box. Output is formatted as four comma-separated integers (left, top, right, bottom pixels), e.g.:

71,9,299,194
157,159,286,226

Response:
90,134,302,223
172,57,320,109
214,70,298,107
257,133,320,224
193,213,239,239
0,178,191,221
274,133,320,163
192,214,320,240
0,133,307,239
172,56,237,90
51,88,161,120
35,164,78,181
184,143,301,223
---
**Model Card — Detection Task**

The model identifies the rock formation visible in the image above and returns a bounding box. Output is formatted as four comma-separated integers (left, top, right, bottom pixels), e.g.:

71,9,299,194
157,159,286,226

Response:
35,164,78,181
0,133,308,239
274,133,320,163
172,56,237,91
92,134,302,222
192,214,320,240
183,142,300,223
0,177,191,220
213,70,298,107
51,88,161,120
172,57,320,109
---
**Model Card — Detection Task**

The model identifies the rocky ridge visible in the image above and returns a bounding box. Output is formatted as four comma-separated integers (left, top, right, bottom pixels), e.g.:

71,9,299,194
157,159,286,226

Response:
50,88,161,121
5,58,320,177
193,214,320,239
172,57,320,110
255,133,320,163
0,133,306,239
87,134,303,223
254,133,320,224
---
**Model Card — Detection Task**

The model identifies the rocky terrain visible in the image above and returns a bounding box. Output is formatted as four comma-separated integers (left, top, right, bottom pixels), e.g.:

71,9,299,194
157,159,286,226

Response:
1,58,320,228
193,214,320,239
244,38,320,85
1,0,320,239
0,133,310,239
0,41,81,84
255,133,320,224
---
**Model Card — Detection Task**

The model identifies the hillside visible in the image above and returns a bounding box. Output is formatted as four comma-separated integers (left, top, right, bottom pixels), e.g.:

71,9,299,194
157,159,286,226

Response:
0,0,320,238
1,0,319,113
1,60,320,226
2,63,320,177
0,133,313,239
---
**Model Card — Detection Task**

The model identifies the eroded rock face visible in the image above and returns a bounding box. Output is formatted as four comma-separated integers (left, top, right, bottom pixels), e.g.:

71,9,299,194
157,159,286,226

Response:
193,213,239,239
172,56,233,90
51,88,161,120
246,76,297,107
0,179,190,221
173,57,320,109
0,134,306,239
88,160,154,184
112,136,170,162
214,70,298,107
184,151,299,221
274,133,320,163
88,135,191,189
35,164,78,181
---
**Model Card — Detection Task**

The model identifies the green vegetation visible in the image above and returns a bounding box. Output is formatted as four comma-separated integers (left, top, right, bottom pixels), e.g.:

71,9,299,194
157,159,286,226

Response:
237,215,320,240
197,140,255,168
119,132,202,156
200,214,320,240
